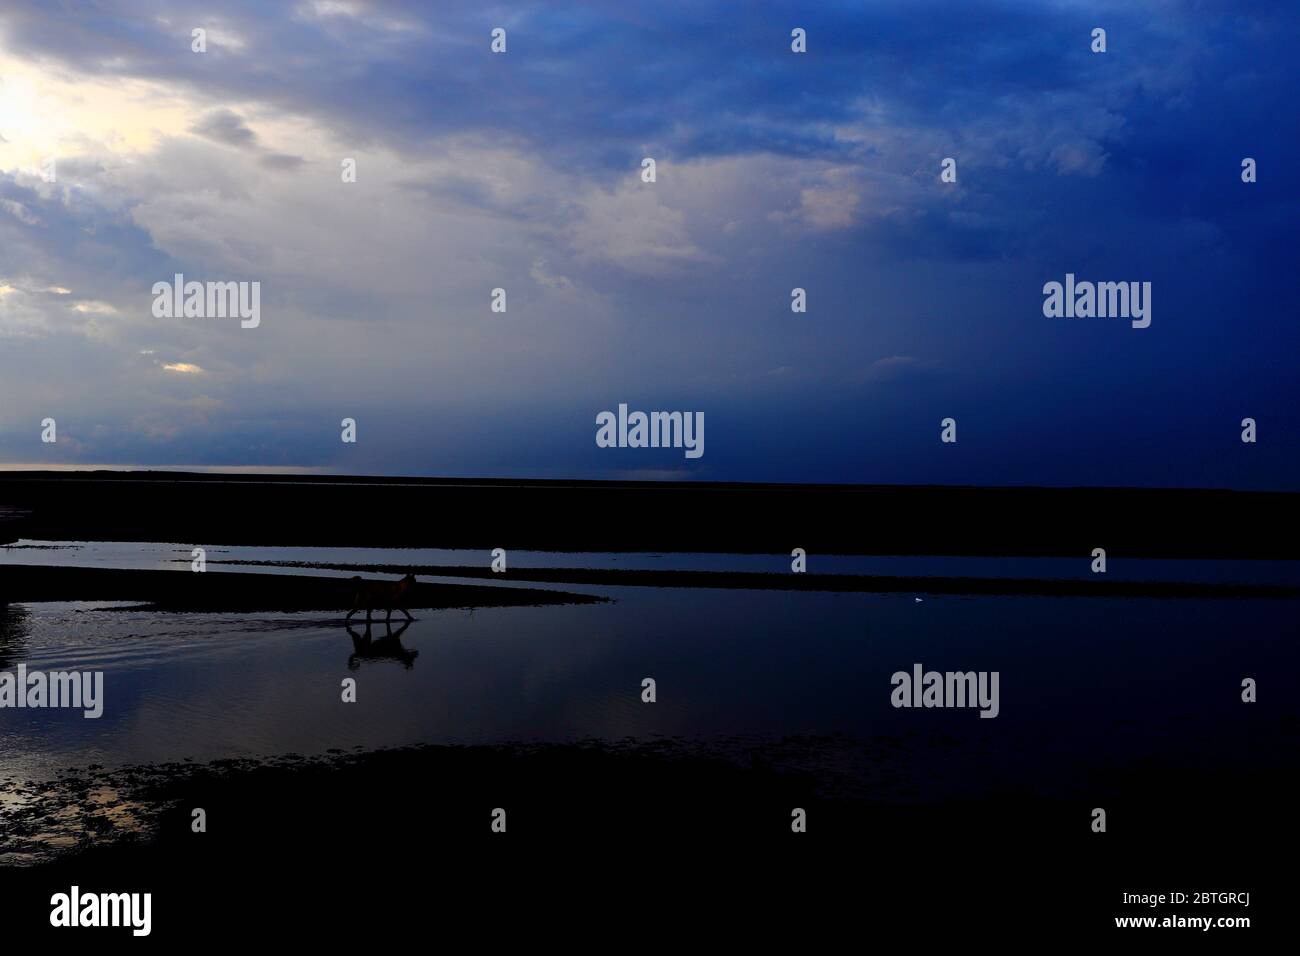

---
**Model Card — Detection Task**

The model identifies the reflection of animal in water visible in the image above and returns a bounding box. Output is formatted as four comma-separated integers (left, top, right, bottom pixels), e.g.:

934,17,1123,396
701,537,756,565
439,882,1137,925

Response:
347,620,418,669
346,573,416,623
0,602,30,670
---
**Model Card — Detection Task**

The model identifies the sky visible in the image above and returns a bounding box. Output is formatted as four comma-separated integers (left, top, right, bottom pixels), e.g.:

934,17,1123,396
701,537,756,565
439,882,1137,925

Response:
0,0,1296,488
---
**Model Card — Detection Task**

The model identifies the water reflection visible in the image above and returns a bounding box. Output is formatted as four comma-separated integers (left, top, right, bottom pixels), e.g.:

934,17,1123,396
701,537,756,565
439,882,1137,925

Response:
346,620,418,670
0,603,30,669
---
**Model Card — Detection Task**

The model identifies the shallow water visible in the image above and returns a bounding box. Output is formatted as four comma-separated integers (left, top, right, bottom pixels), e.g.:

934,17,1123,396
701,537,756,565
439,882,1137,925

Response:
2,570,1297,796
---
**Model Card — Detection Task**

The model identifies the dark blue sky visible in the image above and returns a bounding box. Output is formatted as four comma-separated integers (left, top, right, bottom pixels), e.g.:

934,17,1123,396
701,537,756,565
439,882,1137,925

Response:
0,0,1296,488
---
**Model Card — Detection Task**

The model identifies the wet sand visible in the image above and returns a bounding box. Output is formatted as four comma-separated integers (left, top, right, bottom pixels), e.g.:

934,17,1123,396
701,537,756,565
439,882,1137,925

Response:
202,558,1300,599
0,564,604,611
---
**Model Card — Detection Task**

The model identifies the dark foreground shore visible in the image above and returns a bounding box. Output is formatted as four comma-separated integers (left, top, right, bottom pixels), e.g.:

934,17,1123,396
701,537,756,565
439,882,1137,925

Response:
2,739,1285,941
3,471,1297,557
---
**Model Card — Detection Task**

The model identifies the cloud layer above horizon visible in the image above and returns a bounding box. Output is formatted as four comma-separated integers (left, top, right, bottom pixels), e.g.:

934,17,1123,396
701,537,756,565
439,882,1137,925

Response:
1,0,1297,488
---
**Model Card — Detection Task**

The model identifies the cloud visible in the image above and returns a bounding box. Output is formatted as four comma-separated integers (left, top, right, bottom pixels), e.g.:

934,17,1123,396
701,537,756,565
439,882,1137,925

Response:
0,1,1295,487
529,258,574,292
188,109,306,171
71,300,119,314
1048,141,1108,177
569,179,711,275
849,356,939,386
189,109,258,148
1,198,39,224
258,152,307,170
767,166,863,230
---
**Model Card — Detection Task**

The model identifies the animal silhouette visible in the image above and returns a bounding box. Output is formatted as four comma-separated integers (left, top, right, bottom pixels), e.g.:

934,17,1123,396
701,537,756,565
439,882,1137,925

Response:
345,573,416,623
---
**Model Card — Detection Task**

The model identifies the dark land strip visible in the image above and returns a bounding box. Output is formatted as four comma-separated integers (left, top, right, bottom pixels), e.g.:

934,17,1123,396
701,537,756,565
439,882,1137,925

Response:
2,471,1297,557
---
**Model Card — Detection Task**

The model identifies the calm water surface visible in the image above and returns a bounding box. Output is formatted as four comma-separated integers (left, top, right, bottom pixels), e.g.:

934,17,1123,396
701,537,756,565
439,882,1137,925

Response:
2,541,1296,807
